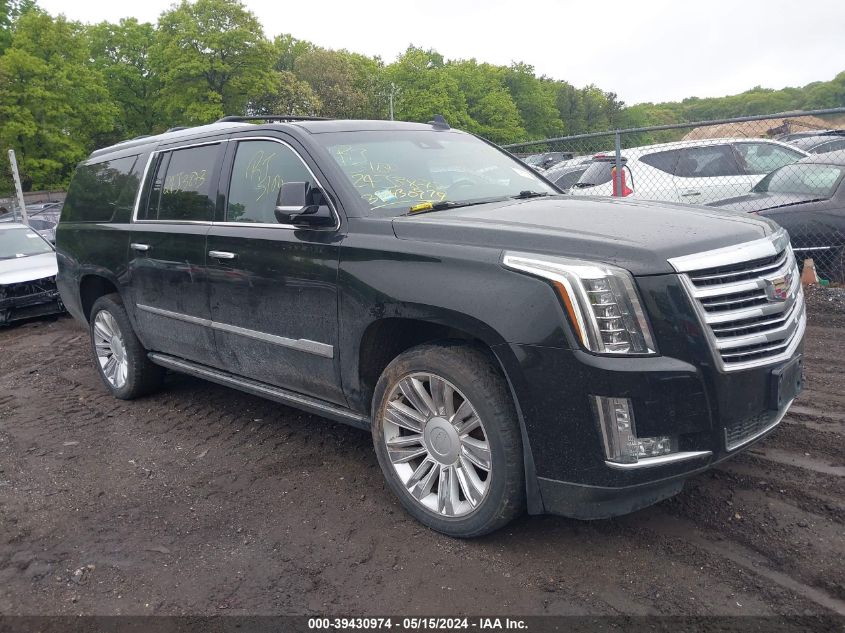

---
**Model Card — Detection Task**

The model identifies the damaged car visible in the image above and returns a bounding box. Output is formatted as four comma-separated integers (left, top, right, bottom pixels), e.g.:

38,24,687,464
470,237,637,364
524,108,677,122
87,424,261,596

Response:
0,223,64,325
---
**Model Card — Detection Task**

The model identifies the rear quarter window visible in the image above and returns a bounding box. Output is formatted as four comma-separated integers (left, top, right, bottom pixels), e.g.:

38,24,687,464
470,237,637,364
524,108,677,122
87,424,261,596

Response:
639,149,680,174
62,155,141,222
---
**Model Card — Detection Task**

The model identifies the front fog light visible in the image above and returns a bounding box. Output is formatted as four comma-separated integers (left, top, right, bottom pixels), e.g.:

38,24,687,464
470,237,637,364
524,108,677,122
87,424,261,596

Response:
592,396,677,464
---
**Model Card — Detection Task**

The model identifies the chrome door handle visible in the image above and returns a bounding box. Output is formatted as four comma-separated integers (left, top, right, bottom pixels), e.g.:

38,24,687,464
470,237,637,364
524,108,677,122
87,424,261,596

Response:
208,250,237,260
130,243,150,251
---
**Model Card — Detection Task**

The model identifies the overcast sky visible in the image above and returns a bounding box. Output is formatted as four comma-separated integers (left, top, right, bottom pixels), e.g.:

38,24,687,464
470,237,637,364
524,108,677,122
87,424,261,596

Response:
39,0,845,105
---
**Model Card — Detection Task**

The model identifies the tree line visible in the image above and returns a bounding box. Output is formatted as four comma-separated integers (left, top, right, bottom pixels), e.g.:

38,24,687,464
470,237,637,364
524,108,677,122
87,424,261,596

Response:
1,0,843,194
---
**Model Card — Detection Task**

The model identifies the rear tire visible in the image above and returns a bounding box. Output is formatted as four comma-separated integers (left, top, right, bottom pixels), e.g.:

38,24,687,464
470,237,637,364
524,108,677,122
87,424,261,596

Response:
371,342,524,537
89,294,164,400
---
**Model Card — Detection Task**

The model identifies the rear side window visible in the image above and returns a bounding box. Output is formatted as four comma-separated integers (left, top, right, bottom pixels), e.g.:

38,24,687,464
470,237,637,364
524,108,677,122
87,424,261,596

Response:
553,168,587,190
639,149,680,174
675,145,742,178
141,144,220,222
62,155,140,222
576,161,614,187
734,143,804,175
226,140,313,223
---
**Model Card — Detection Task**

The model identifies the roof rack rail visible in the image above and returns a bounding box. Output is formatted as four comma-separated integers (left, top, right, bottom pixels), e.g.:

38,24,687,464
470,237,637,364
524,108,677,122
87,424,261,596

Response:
165,126,189,132
216,115,330,123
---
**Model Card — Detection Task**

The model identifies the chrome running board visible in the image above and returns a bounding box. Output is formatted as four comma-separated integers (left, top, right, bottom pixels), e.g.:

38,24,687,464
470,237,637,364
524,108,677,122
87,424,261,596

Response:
148,353,368,429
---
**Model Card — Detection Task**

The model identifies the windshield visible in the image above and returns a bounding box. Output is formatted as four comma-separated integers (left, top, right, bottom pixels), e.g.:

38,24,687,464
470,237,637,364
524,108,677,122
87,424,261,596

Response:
753,163,845,197
0,227,54,259
315,130,556,214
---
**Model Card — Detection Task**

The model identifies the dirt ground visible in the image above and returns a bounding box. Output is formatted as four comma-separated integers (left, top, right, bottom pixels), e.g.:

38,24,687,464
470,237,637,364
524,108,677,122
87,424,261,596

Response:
0,288,843,618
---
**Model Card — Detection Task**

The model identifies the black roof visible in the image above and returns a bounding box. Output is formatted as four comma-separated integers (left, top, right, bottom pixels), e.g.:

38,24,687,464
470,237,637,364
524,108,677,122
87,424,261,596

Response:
797,149,845,165
89,119,457,159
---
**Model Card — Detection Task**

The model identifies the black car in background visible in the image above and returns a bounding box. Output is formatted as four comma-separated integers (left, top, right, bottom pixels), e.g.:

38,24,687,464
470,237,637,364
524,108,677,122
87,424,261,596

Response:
787,133,845,155
523,151,574,171
711,151,845,282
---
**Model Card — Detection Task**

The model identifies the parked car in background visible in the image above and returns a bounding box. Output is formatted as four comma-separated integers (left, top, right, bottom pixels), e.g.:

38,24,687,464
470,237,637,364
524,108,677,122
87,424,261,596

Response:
710,151,845,282
540,155,595,191
786,133,845,155
778,129,845,143
569,138,808,204
522,151,574,171
0,223,63,325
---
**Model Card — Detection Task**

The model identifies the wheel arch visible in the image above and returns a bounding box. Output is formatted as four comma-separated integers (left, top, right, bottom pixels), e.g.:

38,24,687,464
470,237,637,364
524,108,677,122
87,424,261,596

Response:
352,312,544,514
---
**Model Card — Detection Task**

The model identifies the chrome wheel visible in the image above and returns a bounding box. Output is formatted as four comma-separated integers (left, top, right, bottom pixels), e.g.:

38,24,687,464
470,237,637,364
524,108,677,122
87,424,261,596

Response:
93,310,128,389
383,372,492,517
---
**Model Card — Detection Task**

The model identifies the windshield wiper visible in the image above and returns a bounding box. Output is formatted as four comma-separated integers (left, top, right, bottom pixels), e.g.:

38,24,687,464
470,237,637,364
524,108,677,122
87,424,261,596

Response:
407,197,506,215
511,190,550,199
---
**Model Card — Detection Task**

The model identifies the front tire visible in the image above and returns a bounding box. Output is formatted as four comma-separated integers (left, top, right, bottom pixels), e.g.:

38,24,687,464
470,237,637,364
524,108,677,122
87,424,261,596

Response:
372,343,524,537
89,294,164,400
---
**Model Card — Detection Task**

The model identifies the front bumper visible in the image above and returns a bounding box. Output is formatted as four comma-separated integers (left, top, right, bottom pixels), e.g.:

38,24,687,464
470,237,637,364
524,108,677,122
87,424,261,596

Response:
0,280,64,325
498,339,803,519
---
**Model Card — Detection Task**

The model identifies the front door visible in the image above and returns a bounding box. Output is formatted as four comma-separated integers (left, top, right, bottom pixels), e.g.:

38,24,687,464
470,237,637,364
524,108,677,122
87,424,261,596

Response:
127,140,226,366
672,143,751,204
205,136,345,405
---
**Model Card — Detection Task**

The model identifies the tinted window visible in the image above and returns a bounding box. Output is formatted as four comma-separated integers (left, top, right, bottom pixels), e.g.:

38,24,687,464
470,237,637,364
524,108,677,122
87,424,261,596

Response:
62,155,140,222
734,143,804,175
226,140,313,223
554,168,587,190
753,163,845,197
142,144,220,221
675,145,742,178
576,161,614,186
639,149,680,174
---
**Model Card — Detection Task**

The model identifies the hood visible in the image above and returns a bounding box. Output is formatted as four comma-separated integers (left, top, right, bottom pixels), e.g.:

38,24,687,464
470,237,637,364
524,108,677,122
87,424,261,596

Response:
392,195,777,275
709,192,828,213
0,252,58,285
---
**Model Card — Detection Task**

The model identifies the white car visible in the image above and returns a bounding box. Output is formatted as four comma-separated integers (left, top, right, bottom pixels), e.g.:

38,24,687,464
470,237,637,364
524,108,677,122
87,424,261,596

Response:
569,138,809,204
0,223,63,325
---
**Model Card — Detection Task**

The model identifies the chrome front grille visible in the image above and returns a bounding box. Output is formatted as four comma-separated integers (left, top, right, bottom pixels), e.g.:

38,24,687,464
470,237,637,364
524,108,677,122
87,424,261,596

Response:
668,229,806,371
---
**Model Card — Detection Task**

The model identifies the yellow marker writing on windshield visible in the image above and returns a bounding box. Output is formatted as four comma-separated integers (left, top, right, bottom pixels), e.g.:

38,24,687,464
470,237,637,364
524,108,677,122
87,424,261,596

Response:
409,201,434,214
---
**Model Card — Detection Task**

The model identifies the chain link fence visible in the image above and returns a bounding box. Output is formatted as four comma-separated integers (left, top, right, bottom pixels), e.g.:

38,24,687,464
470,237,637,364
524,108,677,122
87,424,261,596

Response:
505,107,845,284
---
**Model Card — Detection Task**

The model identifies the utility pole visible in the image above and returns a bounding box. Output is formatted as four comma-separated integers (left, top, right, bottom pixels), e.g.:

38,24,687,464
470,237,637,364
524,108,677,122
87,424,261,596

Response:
389,82,396,121
7,149,28,225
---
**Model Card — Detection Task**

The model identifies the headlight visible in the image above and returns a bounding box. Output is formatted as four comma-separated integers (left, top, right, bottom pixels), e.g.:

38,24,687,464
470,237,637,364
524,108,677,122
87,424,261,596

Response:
502,252,656,355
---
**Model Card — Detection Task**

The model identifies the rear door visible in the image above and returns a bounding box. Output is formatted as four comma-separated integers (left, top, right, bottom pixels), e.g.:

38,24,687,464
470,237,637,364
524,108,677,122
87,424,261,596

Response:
672,143,747,203
126,139,226,365
205,135,346,405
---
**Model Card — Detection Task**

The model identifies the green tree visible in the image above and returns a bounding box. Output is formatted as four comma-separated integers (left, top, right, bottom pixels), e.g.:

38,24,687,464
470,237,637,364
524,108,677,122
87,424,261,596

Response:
293,48,385,119
445,60,525,143
0,0,35,54
88,18,161,141
0,11,115,191
272,33,314,72
249,70,321,116
151,0,273,124
500,63,564,139
387,47,471,128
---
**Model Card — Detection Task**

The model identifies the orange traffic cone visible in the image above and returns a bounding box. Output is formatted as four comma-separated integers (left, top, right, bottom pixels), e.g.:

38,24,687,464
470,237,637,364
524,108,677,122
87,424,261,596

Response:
800,258,819,286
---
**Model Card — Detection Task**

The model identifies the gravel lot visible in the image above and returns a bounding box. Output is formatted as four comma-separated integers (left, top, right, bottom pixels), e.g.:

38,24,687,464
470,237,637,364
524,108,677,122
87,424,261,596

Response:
0,288,843,618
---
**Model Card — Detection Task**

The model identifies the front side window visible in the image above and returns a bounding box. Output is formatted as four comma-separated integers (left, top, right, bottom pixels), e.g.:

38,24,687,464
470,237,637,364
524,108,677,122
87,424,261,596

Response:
0,227,53,259
141,144,220,221
734,142,804,175
226,140,313,223
675,145,742,178
316,130,555,215
753,163,845,197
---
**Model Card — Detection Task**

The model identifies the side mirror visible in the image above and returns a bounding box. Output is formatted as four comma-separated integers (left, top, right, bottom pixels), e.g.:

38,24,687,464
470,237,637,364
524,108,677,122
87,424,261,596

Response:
274,182,334,228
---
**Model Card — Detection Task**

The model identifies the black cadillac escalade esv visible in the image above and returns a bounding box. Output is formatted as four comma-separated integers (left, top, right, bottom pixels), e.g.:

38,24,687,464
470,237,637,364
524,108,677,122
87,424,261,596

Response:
56,116,805,537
